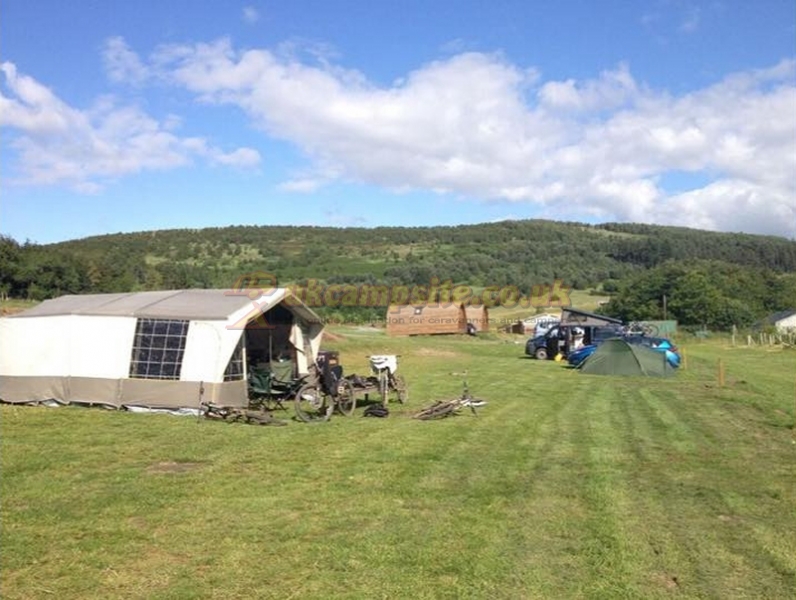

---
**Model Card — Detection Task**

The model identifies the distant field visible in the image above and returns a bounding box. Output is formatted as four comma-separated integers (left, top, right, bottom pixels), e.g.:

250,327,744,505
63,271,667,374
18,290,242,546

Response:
0,299,39,316
488,289,610,330
2,331,795,599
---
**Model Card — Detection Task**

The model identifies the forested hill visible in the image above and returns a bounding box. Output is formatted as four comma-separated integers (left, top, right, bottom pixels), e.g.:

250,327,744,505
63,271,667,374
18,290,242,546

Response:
3,219,796,297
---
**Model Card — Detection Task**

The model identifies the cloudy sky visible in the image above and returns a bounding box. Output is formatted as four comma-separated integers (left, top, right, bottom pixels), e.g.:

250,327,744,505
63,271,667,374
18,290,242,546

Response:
1,0,794,243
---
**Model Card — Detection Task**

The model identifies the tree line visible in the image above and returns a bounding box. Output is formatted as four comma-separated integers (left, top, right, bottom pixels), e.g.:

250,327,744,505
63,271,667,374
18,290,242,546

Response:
601,260,796,330
2,219,795,328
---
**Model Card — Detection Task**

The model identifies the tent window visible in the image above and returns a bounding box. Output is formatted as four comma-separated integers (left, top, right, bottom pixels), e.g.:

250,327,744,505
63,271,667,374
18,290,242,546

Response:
129,318,189,380
223,337,244,381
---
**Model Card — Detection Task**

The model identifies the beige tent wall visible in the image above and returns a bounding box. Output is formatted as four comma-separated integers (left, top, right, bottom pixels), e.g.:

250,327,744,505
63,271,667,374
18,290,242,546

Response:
0,376,69,404
290,317,323,373
68,315,137,378
0,316,72,376
0,315,137,379
181,321,244,384
0,376,247,409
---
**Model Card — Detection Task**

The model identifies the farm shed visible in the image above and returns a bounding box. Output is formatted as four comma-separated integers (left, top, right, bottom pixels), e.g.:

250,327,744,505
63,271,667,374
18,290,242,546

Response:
0,289,324,410
386,303,469,336
757,309,796,332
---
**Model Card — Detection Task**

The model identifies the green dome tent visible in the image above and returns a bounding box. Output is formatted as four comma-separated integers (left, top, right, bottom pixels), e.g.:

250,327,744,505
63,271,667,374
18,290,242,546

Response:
578,338,674,377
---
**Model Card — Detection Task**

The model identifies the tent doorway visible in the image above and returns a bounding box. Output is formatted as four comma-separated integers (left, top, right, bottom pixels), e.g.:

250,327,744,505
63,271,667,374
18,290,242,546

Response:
244,303,296,375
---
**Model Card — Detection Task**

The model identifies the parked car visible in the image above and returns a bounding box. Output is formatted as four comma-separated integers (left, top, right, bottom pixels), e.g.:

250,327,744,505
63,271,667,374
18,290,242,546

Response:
520,313,560,335
525,324,624,360
567,335,680,368
533,319,560,338
566,344,599,367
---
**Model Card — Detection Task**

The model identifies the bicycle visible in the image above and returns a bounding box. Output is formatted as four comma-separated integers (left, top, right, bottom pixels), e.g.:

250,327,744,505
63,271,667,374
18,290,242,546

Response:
413,371,486,420
198,400,288,426
294,351,356,423
625,321,659,337
368,355,408,405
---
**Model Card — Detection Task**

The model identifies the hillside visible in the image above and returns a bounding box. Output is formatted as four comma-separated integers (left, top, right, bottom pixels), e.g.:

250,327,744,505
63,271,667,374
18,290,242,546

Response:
2,220,795,328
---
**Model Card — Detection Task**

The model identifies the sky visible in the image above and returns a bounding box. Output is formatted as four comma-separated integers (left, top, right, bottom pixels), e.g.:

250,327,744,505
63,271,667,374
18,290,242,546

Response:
1,0,795,244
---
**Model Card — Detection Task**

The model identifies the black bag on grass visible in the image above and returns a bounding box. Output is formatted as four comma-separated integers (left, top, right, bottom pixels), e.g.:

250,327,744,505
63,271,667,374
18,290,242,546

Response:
363,404,389,418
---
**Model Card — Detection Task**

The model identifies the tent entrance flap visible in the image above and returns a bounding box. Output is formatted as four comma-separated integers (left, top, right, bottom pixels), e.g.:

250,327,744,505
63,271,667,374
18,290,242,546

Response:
243,302,318,377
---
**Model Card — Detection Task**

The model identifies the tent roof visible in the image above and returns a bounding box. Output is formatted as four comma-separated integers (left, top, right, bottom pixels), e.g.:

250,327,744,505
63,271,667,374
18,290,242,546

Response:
765,309,796,324
578,338,672,377
561,307,622,327
387,303,465,316
8,289,319,322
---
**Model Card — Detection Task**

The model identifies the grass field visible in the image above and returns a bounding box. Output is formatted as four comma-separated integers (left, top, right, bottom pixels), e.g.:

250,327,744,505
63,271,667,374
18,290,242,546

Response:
2,330,795,599
487,289,609,331
0,299,38,316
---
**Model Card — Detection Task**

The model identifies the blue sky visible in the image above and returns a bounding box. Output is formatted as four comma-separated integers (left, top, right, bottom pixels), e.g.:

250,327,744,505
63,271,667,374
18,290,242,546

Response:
1,0,794,243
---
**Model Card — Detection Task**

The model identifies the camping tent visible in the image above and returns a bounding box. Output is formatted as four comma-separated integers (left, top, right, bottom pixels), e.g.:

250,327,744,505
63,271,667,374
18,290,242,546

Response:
0,289,324,409
577,338,673,377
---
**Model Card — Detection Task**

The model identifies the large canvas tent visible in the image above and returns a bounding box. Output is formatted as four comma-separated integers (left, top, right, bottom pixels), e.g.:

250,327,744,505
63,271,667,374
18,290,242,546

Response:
578,338,673,377
0,289,324,410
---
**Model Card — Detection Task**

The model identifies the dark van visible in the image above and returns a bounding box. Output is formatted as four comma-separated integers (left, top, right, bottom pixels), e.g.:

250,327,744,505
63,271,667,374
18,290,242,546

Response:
525,324,624,360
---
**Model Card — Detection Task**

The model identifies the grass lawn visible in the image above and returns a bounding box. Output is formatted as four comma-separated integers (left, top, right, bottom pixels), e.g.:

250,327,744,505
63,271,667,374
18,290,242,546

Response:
2,331,795,599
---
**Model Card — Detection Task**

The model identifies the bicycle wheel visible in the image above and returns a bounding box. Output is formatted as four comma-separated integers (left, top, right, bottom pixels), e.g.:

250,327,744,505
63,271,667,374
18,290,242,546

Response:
294,383,333,423
335,379,357,416
379,370,389,405
414,401,456,420
393,374,408,404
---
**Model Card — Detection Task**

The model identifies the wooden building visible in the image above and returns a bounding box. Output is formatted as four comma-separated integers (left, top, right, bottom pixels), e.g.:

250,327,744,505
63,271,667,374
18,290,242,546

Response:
386,303,470,336
464,305,490,333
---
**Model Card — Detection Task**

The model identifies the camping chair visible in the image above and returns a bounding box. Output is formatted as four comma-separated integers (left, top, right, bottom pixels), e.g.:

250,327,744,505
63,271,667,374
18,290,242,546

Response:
248,360,296,411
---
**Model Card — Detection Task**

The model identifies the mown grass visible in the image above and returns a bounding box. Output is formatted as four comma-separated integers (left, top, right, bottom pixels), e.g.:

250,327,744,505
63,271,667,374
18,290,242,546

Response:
2,333,795,599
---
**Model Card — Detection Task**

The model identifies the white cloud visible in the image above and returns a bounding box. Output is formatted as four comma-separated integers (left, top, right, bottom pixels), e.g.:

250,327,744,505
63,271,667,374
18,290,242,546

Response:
103,37,150,84
4,35,796,239
0,61,260,191
145,39,795,236
278,178,323,193
538,63,638,112
211,146,262,167
242,6,260,24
